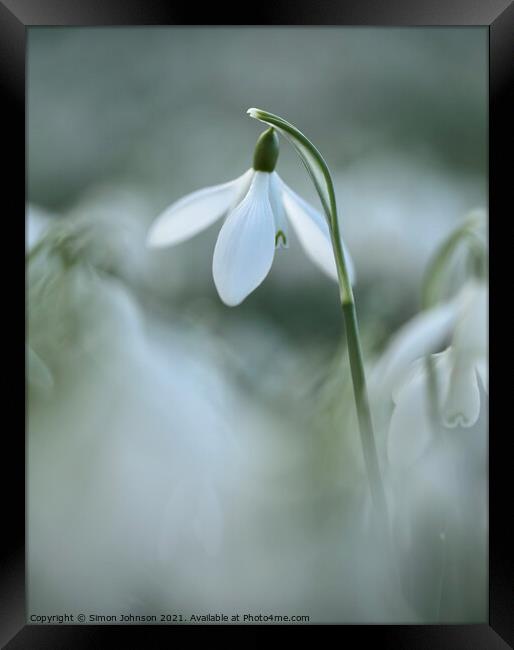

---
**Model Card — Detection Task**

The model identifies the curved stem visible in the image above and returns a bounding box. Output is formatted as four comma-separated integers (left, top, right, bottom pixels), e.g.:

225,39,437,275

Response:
248,108,387,518
421,218,486,310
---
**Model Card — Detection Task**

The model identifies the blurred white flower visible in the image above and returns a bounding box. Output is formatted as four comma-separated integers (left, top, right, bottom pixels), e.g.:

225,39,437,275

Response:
28,222,143,378
147,167,354,306
376,279,487,467
27,215,240,609
65,185,152,287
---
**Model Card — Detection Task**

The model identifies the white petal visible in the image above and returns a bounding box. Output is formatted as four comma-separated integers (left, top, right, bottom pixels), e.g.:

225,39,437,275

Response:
269,172,289,249
391,356,429,404
147,169,253,247
388,366,433,468
377,301,458,394
212,172,276,306
279,178,355,283
442,354,481,428
475,358,488,392
388,350,452,468
453,280,488,359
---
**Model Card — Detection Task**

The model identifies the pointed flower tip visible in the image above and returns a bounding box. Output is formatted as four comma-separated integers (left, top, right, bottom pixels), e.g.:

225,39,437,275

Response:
146,223,171,249
246,107,261,118
221,296,243,308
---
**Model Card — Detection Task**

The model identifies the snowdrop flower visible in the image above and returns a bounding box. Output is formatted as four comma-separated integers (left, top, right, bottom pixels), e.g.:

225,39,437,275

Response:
147,128,354,306
376,279,487,468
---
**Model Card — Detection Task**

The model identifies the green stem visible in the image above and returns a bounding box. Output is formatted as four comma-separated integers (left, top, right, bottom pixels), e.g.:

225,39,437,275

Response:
422,218,487,310
342,301,388,516
331,227,388,517
247,108,387,518
300,132,388,518
425,354,440,430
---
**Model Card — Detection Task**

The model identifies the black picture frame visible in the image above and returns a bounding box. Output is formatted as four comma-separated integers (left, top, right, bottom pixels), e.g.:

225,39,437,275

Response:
3,1,513,646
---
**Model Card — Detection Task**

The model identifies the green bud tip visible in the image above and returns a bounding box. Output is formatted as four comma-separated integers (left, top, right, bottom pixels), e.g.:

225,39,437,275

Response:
275,230,287,247
252,127,279,173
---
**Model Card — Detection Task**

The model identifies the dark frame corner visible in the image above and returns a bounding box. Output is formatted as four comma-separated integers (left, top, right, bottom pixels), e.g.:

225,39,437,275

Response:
2,0,513,646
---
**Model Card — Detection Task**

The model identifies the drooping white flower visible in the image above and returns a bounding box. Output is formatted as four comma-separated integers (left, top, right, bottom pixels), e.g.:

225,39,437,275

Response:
375,279,488,468
147,129,354,306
